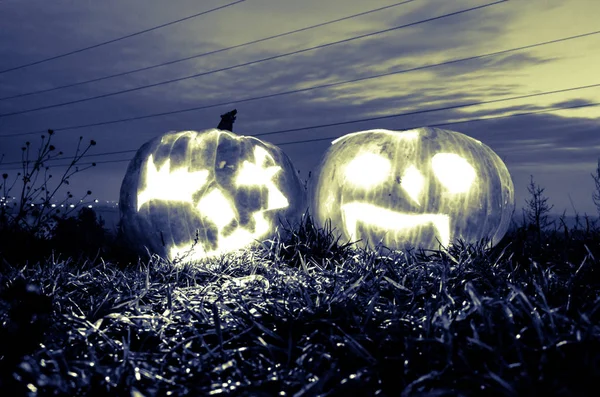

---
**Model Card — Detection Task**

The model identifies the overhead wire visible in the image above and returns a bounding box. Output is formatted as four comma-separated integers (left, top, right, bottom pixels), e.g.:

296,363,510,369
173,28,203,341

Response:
1,84,598,170
0,0,507,118
248,84,600,138
278,100,600,147
1,0,594,172
0,0,417,101
0,29,597,139
0,0,247,74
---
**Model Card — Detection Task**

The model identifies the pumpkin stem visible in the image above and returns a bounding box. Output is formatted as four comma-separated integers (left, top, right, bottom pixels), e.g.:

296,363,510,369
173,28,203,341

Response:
217,109,237,132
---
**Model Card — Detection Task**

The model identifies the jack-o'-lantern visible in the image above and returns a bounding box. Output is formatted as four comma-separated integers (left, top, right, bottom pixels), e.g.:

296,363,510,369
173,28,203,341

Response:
309,127,515,251
119,128,306,262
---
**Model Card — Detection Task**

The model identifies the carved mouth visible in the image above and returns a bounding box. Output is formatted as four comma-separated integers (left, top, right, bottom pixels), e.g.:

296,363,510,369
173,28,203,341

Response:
341,202,450,247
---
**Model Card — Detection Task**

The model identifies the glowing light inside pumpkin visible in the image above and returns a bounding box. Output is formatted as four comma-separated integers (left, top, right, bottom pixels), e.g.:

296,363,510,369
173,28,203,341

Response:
137,154,209,211
312,127,514,252
344,153,391,188
401,165,425,205
197,188,236,229
338,151,478,249
431,153,476,193
138,145,291,262
169,211,271,262
342,202,450,247
236,146,289,209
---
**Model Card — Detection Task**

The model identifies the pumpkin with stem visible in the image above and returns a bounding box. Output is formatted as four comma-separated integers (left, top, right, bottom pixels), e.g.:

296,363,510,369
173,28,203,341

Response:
309,127,515,252
119,128,306,263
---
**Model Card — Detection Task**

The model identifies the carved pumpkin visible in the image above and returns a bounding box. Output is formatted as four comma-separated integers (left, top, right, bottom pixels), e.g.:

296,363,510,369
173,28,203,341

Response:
119,128,306,262
309,127,515,251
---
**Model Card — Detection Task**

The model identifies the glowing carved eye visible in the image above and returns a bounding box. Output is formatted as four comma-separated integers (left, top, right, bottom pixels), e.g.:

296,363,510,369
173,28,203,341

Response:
236,146,289,209
344,152,391,188
401,165,425,205
431,153,476,193
137,154,209,211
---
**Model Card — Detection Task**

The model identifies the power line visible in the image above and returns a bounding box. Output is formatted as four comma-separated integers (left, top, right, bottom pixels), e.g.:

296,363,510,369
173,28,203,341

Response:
0,1,246,75
278,100,600,147
250,84,600,138
2,82,598,169
0,0,417,102
0,28,597,139
0,0,507,118
4,98,598,171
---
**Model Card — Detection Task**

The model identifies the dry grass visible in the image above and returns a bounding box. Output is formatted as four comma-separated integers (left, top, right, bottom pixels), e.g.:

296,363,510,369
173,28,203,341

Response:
0,215,599,396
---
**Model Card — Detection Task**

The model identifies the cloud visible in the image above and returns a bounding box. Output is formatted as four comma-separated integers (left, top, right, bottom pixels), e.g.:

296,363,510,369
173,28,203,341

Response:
1,0,599,215
431,52,558,78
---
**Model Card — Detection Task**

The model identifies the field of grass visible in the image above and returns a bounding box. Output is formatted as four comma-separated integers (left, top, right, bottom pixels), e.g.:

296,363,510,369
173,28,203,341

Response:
1,209,599,397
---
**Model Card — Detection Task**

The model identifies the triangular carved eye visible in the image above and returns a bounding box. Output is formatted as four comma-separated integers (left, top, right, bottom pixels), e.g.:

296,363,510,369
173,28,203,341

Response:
138,154,209,211
343,152,391,188
235,146,289,210
431,153,476,193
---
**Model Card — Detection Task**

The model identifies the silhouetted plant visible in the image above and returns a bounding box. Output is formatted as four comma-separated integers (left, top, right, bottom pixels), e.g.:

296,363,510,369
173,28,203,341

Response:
523,175,554,245
299,169,312,192
591,157,600,216
0,130,97,263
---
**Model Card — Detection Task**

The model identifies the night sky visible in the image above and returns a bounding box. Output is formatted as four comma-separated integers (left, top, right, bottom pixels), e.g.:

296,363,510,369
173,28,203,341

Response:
1,0,599,218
